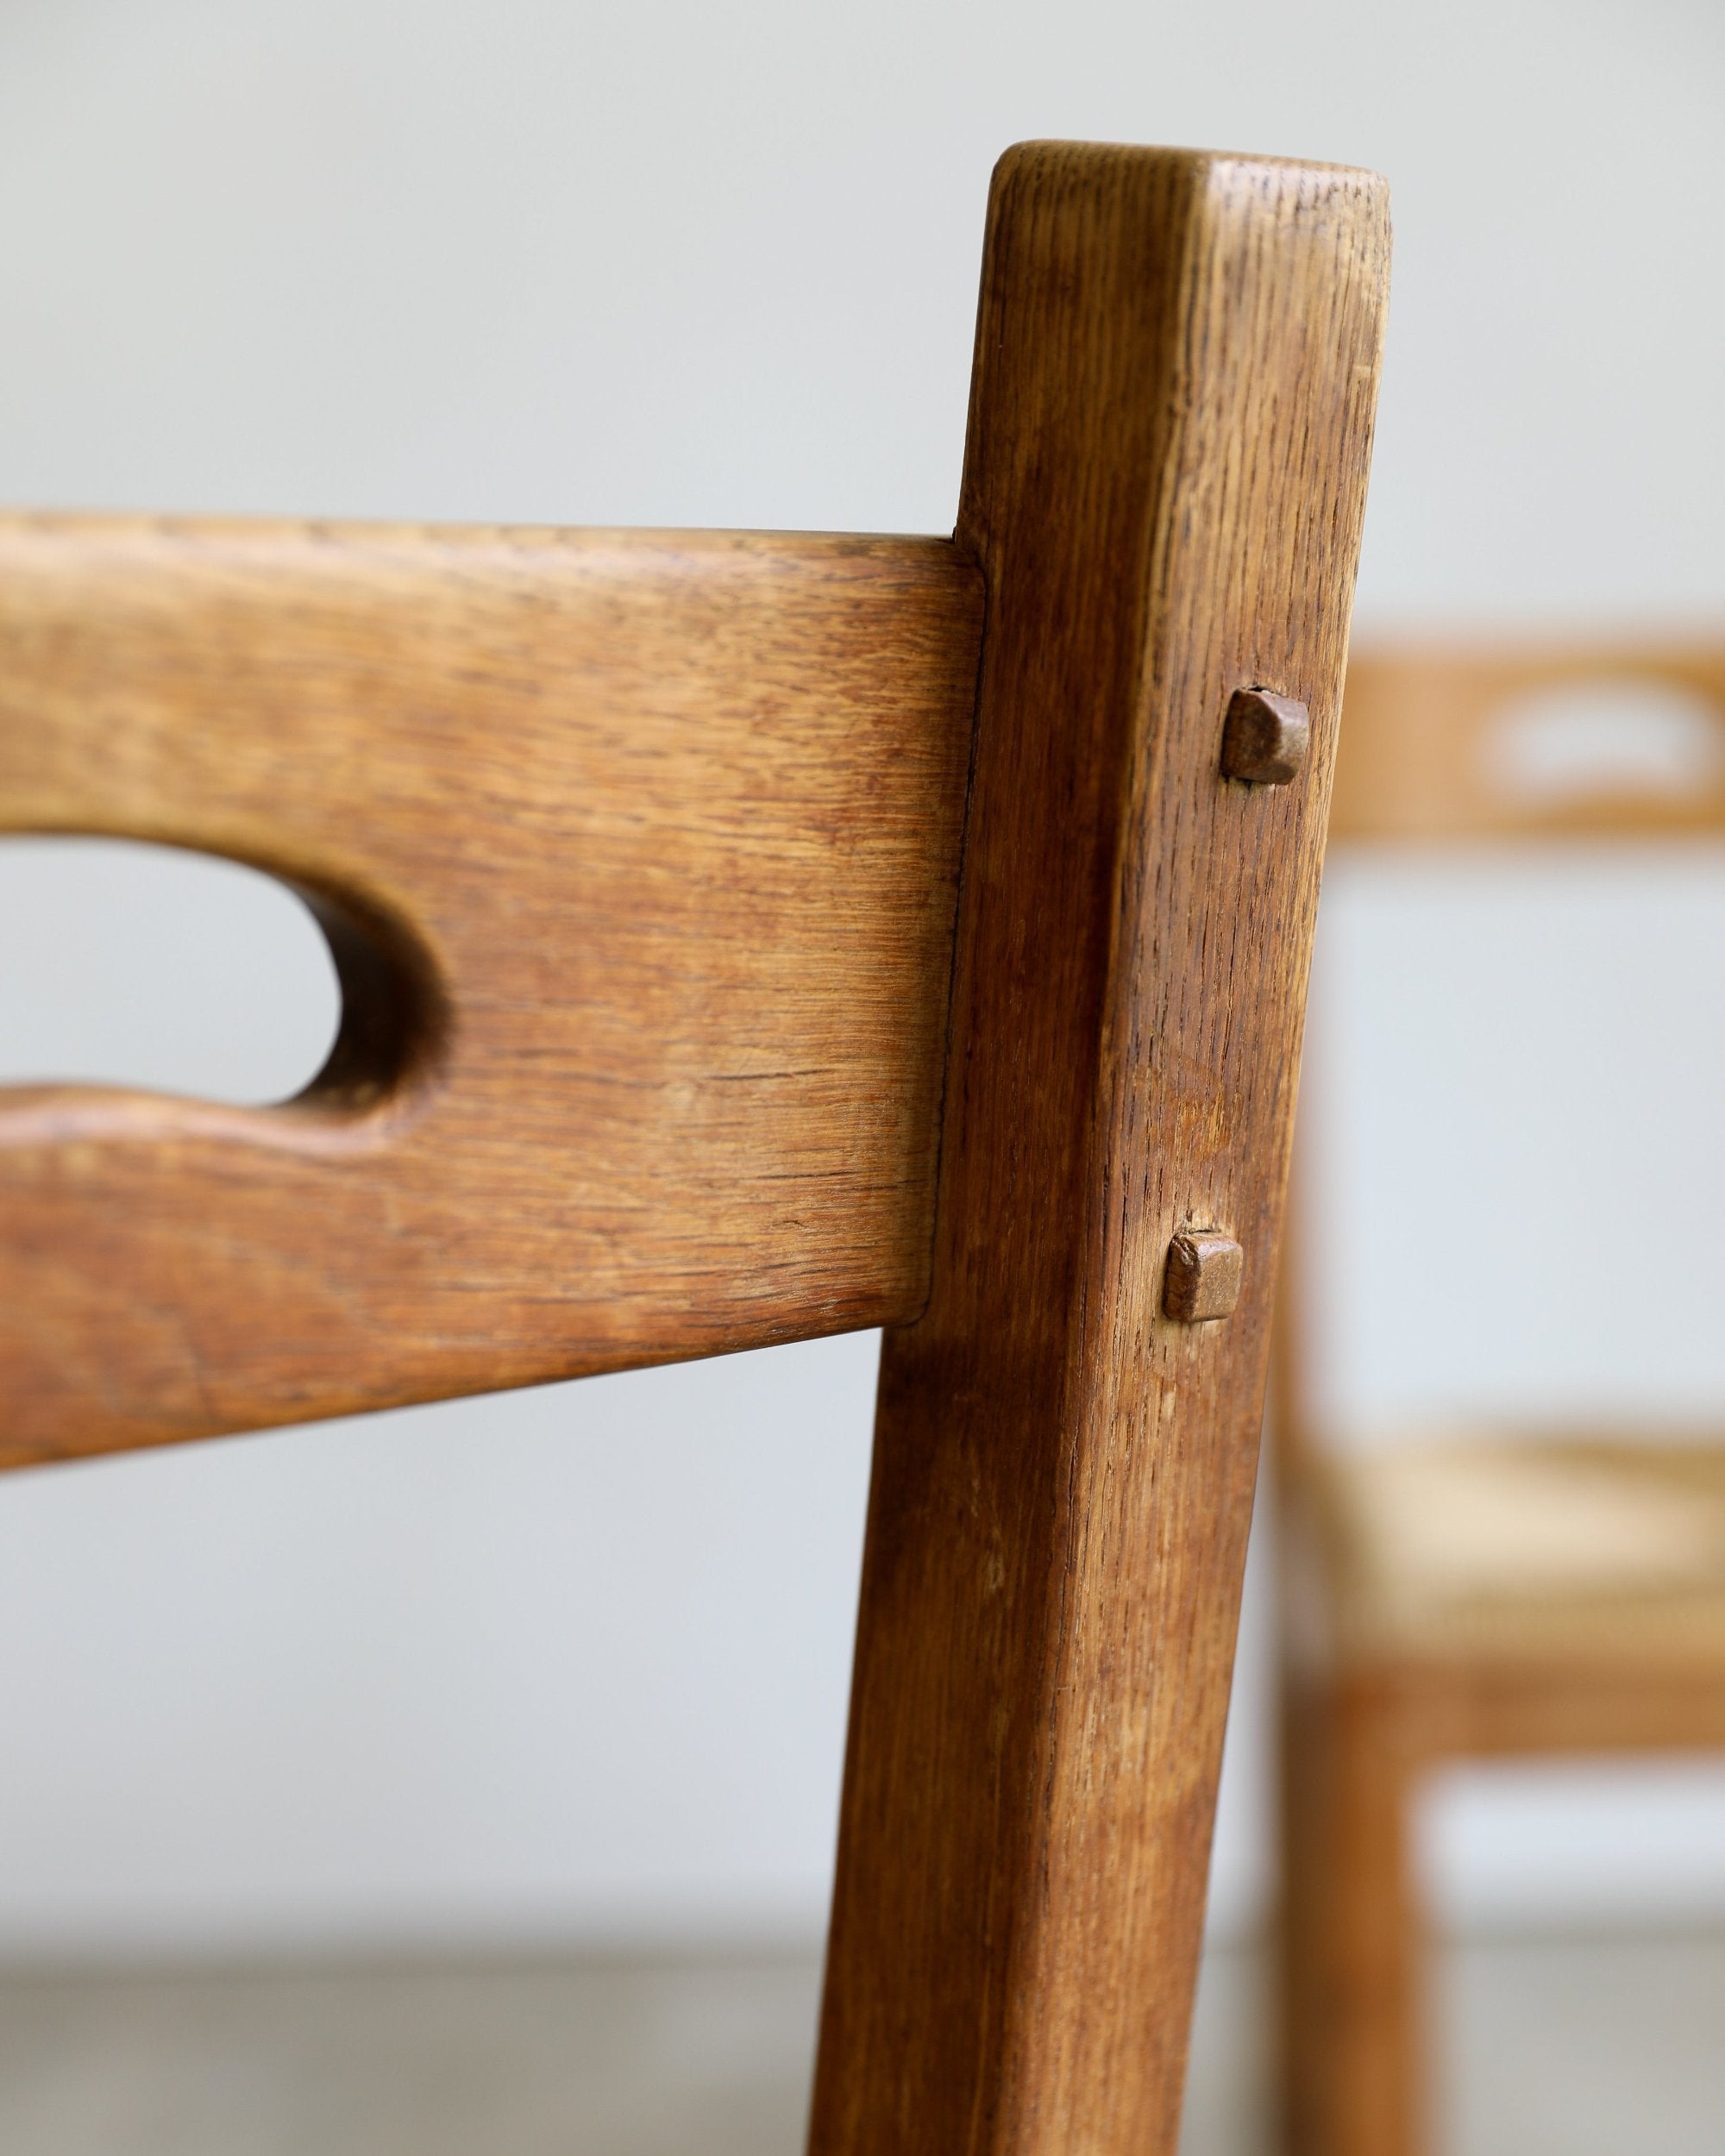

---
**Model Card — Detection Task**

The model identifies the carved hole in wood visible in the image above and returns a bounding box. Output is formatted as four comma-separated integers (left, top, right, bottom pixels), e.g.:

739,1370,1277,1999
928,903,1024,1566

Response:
1481,677,1725,807
0,835,447,1115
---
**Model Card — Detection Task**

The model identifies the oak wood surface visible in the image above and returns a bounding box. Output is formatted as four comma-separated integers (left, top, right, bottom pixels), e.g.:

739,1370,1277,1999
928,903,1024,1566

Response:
812,143,1389,2156
0,519,982,1463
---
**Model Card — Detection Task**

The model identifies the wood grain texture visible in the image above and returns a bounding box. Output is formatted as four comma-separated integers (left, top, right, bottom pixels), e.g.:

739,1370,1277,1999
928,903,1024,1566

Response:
0,519,982,1463
1331,641,1725,840
812,144,1389,2156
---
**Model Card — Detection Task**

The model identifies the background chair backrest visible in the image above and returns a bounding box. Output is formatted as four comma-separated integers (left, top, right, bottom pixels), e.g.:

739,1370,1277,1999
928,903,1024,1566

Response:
1279,638,1725,1466
1331,642,1725,843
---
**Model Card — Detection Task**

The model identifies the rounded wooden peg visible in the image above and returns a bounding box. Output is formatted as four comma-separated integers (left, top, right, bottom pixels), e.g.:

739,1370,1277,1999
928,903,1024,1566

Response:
1163,1229,1244,1322
1220,686,1310,785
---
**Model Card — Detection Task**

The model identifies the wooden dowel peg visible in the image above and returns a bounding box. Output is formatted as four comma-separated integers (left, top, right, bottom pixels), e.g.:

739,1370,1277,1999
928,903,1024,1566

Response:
1164,1230,1245,1322
1220,686,1310,785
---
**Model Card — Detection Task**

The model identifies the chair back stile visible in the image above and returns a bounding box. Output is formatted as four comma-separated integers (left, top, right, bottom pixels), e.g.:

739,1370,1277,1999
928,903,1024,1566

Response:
815,147,1389,2156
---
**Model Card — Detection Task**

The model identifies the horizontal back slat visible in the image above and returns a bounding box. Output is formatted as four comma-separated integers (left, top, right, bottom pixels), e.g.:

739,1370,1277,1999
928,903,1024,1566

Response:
0,515,983,1463
1333,642,1725,841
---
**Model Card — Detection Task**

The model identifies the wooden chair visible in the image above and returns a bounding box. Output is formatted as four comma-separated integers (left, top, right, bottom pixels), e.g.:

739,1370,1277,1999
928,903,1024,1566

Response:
0,143,1389,2156
1276,639,1725,2156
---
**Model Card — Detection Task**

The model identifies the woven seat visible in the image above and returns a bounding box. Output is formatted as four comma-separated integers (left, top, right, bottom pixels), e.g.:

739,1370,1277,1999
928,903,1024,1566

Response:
1311,1434,1725,1665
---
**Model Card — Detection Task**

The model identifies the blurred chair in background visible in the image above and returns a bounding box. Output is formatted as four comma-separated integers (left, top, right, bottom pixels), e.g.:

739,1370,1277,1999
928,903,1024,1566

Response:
1276,641,1725,2156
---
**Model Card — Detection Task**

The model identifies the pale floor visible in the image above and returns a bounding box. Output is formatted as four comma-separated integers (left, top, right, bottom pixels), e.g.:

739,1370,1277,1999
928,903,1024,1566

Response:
0,1930,1720,2155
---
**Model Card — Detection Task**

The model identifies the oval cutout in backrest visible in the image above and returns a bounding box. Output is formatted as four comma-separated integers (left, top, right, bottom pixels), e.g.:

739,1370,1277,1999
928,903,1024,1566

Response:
1482,676,1725,807
0,836,342,1106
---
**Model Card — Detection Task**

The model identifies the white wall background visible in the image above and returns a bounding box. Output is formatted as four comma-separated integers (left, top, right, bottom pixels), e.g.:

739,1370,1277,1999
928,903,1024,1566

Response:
1,0,1722,1956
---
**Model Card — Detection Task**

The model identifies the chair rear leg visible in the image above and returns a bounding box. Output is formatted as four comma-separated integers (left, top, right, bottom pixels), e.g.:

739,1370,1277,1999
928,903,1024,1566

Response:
1281,1670,1427,2156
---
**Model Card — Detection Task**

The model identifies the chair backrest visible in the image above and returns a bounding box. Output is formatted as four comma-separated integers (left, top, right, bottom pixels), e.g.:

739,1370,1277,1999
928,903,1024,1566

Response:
0,142,1390,2156
1333,642,1725,842
1279,640,1725,1463
0,147,1391,1493
0,519,983,1458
